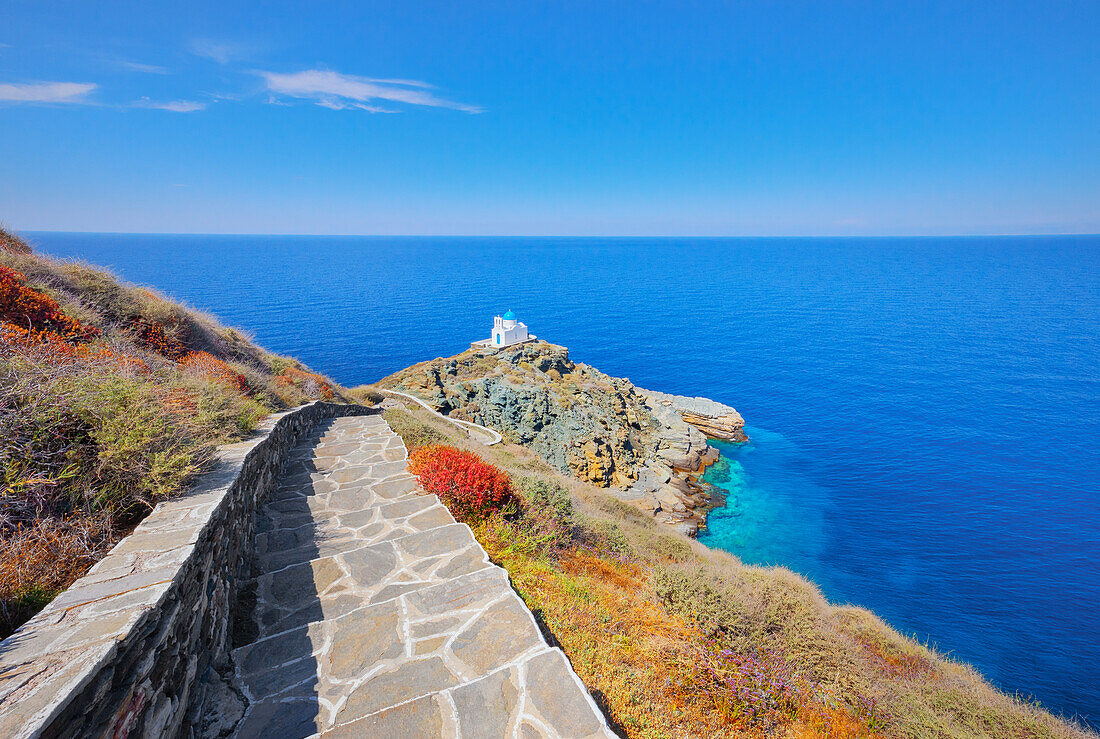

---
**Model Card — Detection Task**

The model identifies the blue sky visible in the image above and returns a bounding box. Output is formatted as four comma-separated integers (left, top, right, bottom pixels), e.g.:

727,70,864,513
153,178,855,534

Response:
1,1,1097,236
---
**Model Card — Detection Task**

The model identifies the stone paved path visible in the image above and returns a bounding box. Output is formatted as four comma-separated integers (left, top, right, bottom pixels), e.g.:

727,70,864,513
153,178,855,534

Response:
226,414,614,738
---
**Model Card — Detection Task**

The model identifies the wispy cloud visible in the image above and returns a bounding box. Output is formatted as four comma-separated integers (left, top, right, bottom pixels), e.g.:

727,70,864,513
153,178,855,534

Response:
0,81,97,104
190,39,253,64
117,60,169,74
313,99,398,113
131,97,206,112
259,69,481,113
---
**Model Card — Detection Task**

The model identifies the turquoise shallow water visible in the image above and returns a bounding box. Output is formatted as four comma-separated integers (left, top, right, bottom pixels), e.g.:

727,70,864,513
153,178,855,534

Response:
699,430,828,574
27,232,1100,726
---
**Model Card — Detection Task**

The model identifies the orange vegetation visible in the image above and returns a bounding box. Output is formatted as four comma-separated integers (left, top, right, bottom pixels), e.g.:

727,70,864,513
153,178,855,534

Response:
0,515,117,636
180,350,249,393
0,265,99,342
133,318,187,359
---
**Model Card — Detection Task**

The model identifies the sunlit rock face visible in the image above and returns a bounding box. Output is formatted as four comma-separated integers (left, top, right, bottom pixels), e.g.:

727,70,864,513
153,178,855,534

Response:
638,389,747,444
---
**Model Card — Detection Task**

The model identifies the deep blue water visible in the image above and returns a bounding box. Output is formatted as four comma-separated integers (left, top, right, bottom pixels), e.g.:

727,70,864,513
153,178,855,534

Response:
29,232,1100,725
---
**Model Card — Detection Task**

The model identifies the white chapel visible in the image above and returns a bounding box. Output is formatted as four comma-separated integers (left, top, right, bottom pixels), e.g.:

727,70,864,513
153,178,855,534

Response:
492,310,530,346
472,310,534,350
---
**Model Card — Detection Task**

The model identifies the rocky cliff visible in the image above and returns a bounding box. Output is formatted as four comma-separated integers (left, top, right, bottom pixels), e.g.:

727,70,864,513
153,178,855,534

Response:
377,342,747,535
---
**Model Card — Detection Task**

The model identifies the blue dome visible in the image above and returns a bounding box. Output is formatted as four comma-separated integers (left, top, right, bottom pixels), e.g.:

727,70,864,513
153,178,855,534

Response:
502,310,516,320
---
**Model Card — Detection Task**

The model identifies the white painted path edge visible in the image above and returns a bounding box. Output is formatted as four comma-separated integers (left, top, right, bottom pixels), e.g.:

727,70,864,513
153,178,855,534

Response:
378,389,503,446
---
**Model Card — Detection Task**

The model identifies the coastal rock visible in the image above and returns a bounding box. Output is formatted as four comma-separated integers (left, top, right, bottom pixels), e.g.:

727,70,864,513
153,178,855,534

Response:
651,413,712,471
674,521,699,537
570,436,622,487
654,486,688,514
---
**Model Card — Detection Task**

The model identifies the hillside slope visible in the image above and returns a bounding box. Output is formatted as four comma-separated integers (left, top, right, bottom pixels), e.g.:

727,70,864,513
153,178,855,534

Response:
0,230,356,636
381,400,1093,739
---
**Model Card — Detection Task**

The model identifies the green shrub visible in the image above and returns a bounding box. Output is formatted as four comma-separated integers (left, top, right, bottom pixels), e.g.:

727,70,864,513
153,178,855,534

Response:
516,477,574,521
512,477,576,551
382,408,455,450
651,565,745,638
85,376,207,509
634,530,692,562
2,355,270,519
576,515,632,557
266,354,297,375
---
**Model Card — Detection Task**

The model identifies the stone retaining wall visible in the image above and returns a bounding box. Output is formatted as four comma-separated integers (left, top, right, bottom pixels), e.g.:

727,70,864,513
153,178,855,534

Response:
0,402,370,739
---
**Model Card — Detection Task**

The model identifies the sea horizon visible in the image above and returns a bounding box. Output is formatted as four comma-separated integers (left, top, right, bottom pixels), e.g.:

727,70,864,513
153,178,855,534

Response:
22,229,1100,239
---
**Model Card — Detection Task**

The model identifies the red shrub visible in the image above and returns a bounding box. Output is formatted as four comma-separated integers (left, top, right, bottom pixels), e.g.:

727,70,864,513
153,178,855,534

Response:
408,445,515,521
0,266,100,342
180,351,249,393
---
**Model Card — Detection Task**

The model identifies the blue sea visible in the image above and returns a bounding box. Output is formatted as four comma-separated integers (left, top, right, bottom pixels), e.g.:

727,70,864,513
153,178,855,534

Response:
29,233,1100,726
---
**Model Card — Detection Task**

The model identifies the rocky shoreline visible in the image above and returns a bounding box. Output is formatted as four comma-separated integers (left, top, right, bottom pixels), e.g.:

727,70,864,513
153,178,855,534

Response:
617,389,746,536
377,342,747,536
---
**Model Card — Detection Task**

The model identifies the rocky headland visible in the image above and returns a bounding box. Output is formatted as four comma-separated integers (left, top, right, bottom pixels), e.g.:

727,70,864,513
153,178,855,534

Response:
376,341,747,535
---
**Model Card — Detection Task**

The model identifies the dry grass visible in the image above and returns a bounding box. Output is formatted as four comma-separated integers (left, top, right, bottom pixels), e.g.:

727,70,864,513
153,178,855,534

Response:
346,385,384,407
0,513,115,633
384,406,1093,739
381,408,459,452
478,525,739,737
0,225,32,255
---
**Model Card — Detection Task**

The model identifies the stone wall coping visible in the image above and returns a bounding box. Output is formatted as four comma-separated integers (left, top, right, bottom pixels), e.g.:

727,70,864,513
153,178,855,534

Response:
0,402,344,738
